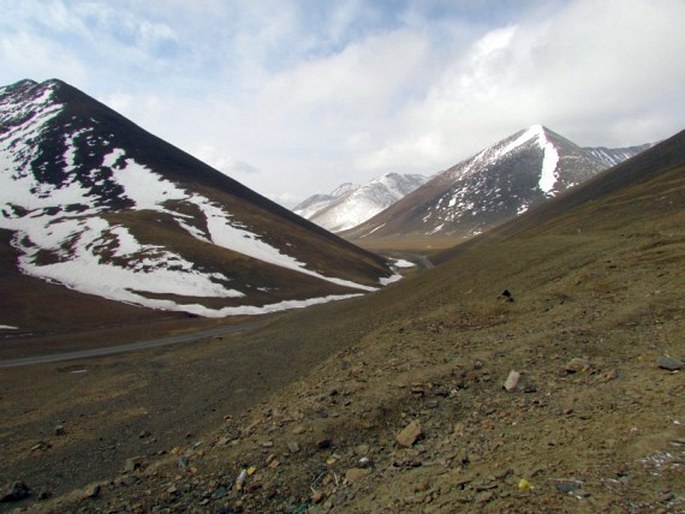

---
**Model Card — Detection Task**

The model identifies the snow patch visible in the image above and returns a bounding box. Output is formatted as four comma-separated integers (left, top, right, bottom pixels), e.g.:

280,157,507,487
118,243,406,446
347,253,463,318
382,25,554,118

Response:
0,324,18,330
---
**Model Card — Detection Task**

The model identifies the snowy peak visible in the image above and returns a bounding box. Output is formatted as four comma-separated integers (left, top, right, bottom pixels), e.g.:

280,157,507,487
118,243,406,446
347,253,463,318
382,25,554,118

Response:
344,125,651,241
293,172,427,232
0,79,394,324
584,143,653,168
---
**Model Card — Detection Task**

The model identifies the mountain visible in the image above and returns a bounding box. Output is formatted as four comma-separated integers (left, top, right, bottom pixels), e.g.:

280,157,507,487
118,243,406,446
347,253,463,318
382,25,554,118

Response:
584,143,653,167
9,129,683,512
293,172,427,232
343,125,650,241
0,79,395,327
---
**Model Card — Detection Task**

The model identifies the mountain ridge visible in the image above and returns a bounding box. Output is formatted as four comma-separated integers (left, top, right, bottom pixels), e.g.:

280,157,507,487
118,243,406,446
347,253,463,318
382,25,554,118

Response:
0,78,394,326
343,124,650,240
293,172,427,232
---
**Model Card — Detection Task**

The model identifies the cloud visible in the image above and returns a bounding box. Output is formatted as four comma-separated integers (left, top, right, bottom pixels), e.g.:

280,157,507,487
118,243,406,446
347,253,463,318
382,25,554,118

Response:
1,0,683,205
358,0,685,173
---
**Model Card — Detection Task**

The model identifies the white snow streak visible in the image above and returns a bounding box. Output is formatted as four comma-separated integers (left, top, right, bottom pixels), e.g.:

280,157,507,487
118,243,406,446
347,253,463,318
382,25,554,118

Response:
177,293,364,318
0,324,18,330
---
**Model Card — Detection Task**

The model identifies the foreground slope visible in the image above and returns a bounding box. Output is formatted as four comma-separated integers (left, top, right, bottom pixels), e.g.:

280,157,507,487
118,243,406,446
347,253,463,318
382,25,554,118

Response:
344,125,648,241
9,133,683,512
0,79,393,328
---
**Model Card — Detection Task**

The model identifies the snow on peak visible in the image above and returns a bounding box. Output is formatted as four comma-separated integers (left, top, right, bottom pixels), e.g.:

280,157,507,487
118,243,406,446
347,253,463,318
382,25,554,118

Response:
295,173,427,232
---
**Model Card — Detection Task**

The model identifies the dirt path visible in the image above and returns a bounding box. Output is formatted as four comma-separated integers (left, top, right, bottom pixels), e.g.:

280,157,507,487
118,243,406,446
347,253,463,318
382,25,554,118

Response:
0,320,264,368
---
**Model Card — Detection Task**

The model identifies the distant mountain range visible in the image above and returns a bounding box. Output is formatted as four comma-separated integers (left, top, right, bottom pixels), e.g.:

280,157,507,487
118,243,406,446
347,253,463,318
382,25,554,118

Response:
342,125,651,240
0,79,395,325
293,173,427,232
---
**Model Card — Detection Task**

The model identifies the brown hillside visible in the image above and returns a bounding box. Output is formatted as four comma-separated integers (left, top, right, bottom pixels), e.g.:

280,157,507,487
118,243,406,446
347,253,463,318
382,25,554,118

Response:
1,131,683,513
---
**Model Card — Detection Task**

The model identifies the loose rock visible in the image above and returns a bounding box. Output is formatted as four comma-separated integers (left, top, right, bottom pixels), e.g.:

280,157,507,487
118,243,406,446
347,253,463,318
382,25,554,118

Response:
123,456,145,473
565,357,591,373
345,467,371,483
657,356,684,371
83,483,101,499
503,370,521,392
396,420,422,447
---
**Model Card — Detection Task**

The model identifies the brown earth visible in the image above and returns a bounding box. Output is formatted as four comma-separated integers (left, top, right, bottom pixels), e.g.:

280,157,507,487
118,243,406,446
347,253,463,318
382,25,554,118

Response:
1,136,684,513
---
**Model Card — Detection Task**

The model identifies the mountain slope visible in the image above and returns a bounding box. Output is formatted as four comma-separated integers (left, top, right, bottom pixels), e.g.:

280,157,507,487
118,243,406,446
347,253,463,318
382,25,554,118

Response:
0,79,394,327
584,142,652,167
344,125,648,241
293,173,427,232
11,130,684,513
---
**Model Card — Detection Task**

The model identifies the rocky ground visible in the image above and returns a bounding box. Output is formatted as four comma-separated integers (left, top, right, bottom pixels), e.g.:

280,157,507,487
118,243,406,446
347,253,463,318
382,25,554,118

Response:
4,227,683,513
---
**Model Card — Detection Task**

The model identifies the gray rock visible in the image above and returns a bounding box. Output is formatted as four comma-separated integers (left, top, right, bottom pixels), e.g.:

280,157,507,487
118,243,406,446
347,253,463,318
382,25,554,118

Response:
657,356,684,371
555,480,582,493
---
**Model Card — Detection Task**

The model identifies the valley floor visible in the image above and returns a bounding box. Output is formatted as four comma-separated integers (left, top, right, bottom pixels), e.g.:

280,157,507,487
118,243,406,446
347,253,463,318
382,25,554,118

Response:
1,222,683,513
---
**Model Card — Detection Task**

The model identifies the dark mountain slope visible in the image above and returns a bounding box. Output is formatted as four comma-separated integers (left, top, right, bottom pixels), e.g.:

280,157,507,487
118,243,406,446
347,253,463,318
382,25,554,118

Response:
0,79,394,328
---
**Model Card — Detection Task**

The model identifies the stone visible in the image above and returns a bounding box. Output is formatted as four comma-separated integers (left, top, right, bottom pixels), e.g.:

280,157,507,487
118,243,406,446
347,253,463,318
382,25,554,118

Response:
503,370,520,392
83,483,101,499
124,456,145,473
396,420,422,447
565,357,591,373
30,441,51,452
54,424,66,436
657,356,684,371
1,481,31,502
555,480,582,494
292,425,306,435
345,468,371,483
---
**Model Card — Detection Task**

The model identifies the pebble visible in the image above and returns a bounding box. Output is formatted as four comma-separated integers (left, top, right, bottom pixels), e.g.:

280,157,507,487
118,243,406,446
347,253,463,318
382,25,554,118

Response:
396,420,423,447
54,424,66,436
503,370,521,392
657,356,684,371
82,483,101,499
345,468,371,483
124,456,145,473
565,357,591,373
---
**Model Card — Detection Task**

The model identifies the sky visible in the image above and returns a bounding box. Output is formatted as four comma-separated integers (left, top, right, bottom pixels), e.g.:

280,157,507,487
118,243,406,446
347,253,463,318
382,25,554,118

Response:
1,0,684,207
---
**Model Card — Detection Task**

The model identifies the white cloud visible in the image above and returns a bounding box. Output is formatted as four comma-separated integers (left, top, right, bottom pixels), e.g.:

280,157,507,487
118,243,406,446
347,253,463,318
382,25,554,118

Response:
358,0,685,173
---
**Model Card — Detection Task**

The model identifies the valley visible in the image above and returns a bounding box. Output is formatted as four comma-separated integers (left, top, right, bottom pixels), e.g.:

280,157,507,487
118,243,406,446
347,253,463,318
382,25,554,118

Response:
1,131,683,512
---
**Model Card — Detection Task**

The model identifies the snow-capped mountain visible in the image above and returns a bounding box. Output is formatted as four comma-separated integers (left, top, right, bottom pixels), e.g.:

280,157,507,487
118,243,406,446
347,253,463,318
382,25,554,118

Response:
584,143,652,168
344,125,649,240
0,79,394,322
293,173,427,232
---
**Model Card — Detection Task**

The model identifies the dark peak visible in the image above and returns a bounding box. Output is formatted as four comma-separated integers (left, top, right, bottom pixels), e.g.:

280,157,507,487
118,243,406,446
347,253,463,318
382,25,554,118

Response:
1,78,39,96
11,78,38,88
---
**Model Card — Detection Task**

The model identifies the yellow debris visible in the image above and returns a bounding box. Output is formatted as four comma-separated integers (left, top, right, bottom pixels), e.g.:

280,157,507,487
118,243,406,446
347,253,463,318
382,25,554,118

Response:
518,478,532,492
